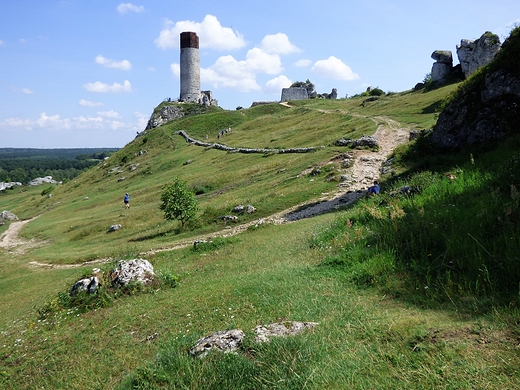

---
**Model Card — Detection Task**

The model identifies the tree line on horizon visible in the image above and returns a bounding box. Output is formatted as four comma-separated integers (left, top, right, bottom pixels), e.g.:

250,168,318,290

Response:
0,148,118,184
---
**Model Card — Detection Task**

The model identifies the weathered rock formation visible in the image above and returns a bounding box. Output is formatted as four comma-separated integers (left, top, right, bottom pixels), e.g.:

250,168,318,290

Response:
0,210,18,225
110,259,155,286
189,321,318,358
432,29,520,149
319,88,338,99
457,32,501,78
29,176,58,186
0,182,22,191
429,32,501,85
431,50,453,82
143,101,220,132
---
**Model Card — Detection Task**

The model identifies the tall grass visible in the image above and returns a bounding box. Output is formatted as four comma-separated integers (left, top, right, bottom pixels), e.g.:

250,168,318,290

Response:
311,137,520,303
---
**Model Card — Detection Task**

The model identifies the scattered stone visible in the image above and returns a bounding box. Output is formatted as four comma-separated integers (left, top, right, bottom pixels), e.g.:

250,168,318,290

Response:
145,332,159,342
220,215,238,222
130,163,140,172
409,130,420,141
117,177,126,182
232,205,257,214
189,329,245,358
108,224,122,232
193,239,210,250
254,321,319,343
28,176,58,186
108,166,125,174
0,182,22,191
334,138,352,147
110,259,155,286
183,159,193,166
351,135,378,148
70,276,99,296
83,196,89,201
0,210,19,222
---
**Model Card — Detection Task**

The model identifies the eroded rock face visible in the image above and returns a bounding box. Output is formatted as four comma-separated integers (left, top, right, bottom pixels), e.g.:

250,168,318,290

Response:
110,259,155,286
431,69,520,149
457,32,501,78
145,105,185,130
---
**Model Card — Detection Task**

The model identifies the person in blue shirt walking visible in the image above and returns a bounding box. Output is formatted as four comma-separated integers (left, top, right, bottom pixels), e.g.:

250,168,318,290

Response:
124,193,130,208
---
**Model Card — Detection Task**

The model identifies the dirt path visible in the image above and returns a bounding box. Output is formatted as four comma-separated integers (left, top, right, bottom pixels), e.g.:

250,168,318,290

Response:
3,116,410,267
0,217,43,255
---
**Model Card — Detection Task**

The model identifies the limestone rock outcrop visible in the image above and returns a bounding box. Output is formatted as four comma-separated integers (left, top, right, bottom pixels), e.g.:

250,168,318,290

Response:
29,176,58,186
457,32,501,78
143,99,220,132
110,259,155,286
0,182,22,191
431,50,453,82
189,321,319,358
432,29,520,149
0,210,18,225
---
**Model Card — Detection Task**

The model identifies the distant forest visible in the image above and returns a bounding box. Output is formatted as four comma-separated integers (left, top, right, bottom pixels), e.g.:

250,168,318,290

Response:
0,148,119,184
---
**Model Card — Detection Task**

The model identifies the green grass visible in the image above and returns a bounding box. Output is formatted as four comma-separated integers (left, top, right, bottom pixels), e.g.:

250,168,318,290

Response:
1,70,520,388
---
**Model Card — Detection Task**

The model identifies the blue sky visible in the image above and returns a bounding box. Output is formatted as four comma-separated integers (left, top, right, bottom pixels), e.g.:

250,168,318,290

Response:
1,1,518,148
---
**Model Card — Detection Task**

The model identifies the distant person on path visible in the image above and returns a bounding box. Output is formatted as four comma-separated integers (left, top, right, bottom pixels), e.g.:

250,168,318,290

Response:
367,181,380,196
124,193,130,208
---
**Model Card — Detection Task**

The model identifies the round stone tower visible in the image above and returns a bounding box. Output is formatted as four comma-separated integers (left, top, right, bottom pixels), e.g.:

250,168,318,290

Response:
180,31,200,102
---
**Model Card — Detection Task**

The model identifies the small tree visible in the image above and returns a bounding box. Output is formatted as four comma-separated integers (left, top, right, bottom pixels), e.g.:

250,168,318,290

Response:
160,177,199,229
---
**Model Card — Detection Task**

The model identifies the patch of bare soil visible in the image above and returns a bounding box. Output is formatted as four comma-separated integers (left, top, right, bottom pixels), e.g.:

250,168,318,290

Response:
428,326,520,349
0,217,45,255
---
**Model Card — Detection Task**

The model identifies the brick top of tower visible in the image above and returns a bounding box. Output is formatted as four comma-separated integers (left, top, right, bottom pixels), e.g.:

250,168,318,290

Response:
180,32,199,49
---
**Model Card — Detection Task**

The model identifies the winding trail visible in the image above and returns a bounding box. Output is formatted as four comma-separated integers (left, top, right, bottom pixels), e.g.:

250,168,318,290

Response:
0,217,43,255
1,115,410,268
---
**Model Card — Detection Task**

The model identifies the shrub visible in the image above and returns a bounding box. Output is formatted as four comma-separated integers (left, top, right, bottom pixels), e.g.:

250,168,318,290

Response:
160,177,200,229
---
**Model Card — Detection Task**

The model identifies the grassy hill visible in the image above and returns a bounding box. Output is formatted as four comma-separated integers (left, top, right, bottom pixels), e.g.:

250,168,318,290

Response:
1,30,520,388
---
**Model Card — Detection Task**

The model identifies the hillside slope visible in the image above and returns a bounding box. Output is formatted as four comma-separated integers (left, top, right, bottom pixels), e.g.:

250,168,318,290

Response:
1,84,456,265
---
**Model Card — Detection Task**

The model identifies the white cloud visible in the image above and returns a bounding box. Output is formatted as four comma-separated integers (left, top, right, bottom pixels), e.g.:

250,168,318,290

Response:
295,59,312,67
79,99,104,107
133,112,149,131
170,63,180,77
0,39,4,45
311,56,360,81
95,55,132,70
172,45,283,93
155,14,245,50
1,117,32,130
148,66,156,72
260,33,300,54
36,113,71,130
265,75,292,93
22,88,34,94
83,80,132,93
245,48,283,74
117,3,144,14
0,111,143,136
97,110,120,118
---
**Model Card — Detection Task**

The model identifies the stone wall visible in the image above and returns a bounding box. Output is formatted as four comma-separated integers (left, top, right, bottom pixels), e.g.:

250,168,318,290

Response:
281,87,308,102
